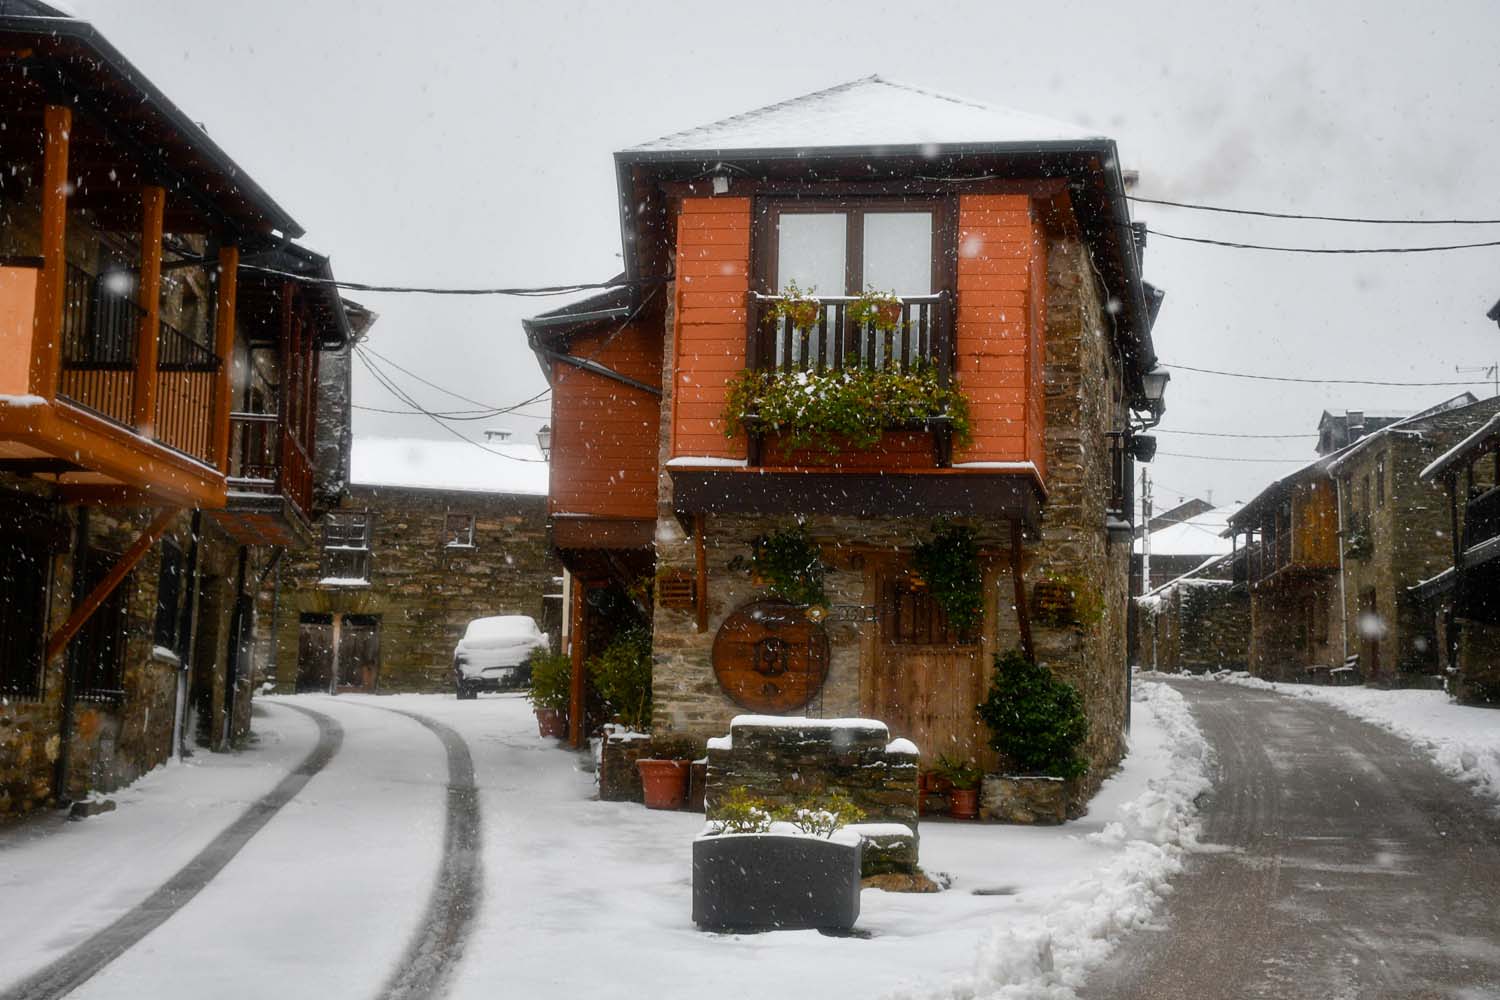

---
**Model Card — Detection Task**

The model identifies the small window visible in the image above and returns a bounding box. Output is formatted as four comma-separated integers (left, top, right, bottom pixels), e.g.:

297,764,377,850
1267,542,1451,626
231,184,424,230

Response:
444,513,476,548
1375,457,1386,508
1361,475,1371,513
322,511,372,583
154,536,184,655
882,573,976,645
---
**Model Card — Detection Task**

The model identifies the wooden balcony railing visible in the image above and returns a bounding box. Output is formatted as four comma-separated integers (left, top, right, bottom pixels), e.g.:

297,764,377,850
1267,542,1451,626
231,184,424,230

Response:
227,411,314,518
748,292,952,380
58,261,140,426
154,318,219,464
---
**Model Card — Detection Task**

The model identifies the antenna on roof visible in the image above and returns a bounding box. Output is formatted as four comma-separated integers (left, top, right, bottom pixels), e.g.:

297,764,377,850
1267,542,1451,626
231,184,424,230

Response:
1454,363,1499,398
482,428,513,442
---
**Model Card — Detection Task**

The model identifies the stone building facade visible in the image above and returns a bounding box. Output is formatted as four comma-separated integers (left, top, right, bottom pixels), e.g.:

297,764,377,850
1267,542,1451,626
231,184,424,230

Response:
1135,573,1250,674
1330,395,1500,685
262,441,559,694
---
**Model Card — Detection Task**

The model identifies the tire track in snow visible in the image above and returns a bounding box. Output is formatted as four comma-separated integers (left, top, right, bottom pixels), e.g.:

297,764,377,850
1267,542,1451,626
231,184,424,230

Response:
1,702,343,1000
364,707,482,1000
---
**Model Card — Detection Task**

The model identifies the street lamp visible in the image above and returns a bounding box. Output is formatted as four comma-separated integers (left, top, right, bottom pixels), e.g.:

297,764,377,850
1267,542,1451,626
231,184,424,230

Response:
1139,367,1170,416
536,424,552,460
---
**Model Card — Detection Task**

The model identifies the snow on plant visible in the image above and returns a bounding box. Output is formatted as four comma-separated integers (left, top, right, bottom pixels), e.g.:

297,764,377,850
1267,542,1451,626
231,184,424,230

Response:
722,363,971,454
707,788,867,837
780,790,866,838
707,788,776,834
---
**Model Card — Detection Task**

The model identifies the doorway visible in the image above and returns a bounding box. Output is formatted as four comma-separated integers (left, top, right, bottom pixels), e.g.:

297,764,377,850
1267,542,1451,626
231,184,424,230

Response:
297,612,381,694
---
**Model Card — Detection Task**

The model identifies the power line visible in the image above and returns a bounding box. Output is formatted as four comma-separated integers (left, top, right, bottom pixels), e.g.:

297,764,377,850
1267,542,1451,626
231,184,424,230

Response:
1156,428,1316,440
1161,363,1491,388
352,403,551,420
359,345,546,415
238,265,669,298
1145,227,1500,254
1128,195,1500,226
1156,450,1310,464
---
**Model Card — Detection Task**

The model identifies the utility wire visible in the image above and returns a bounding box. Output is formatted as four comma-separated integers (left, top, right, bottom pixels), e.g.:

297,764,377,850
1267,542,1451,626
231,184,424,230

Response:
1161,363,1491,388
1144,228,1500,254
238,265,667,297
1128,195,1500,226
1155,429,1317,440
1156,450,1310,464
359,344,546,414
353,348,547,463
352,402,551,420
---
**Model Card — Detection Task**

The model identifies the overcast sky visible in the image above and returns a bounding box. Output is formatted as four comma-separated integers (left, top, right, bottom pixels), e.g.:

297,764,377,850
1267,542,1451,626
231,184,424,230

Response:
69,0,1500,516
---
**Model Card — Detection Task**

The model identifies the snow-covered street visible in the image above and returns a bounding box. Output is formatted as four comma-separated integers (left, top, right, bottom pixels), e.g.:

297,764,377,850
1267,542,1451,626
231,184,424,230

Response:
0,682,1208,1000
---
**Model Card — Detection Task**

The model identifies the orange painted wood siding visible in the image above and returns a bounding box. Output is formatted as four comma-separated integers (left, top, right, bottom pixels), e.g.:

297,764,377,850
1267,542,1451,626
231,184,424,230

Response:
671,197,750,462
548,319,662,520
954,194,1044,478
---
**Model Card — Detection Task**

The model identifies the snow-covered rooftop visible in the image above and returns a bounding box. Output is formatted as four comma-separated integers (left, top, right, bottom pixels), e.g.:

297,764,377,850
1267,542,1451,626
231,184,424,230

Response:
625,76,1103,154
1135,504,1245,557
350,437,548,496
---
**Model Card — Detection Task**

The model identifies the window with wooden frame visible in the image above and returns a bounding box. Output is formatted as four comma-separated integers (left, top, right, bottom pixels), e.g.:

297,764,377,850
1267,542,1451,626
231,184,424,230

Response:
443,512,476,549
880,573,977,646
750,198,954,372
73,562,131,703
1375,456,1386,508
0,531,50,699
322,511,372,583
153,536,185,655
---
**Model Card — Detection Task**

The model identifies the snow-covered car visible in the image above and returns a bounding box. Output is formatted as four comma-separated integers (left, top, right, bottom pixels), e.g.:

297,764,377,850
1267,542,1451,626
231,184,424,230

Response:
453,616,550,699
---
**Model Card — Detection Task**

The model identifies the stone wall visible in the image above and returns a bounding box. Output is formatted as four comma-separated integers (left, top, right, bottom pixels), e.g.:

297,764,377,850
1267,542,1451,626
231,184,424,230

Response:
1,493,258,818
1248,573,1343,681
1136,582,1250,673
264,485,559,693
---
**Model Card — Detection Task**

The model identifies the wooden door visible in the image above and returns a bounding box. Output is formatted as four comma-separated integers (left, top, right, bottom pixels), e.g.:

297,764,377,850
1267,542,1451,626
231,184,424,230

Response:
1360,589,1380,678
861,558,990,767
339,615,381,692
296,613,333,693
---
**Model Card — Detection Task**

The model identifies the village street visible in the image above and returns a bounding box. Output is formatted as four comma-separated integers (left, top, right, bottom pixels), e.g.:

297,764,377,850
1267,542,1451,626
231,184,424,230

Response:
1086,678,1500,1000
0,676,1495,999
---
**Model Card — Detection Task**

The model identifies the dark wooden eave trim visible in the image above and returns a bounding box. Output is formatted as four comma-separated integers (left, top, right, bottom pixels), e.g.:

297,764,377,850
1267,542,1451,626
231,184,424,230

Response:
669,470,1043,534
549,514,656,551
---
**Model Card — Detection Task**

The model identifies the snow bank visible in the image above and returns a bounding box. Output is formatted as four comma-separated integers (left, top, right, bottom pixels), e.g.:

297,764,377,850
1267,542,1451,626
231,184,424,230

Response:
1208,671,1500,809
914,681,1210,1000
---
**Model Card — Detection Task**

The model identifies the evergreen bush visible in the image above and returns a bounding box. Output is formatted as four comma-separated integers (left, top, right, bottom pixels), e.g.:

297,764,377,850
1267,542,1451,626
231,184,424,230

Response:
976,649,1089,779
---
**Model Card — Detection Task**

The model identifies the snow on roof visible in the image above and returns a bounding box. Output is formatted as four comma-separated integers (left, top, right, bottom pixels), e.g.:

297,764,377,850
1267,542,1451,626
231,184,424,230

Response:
350,437,548,496
625,76,1103,155
1327,393,1486,476
1134,504,1244,557
1422,411,1500,481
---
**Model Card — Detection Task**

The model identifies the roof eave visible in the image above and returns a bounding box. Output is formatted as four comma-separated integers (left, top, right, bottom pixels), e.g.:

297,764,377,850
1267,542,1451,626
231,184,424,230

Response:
0,13,304,239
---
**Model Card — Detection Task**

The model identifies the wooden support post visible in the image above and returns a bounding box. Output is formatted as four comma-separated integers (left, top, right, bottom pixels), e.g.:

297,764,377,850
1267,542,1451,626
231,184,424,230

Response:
568,577,587,749
1009,518,1034,661
29,104,71,399
45,507,178,663
133,185,165,433
211,244,239,471
694,512,708,633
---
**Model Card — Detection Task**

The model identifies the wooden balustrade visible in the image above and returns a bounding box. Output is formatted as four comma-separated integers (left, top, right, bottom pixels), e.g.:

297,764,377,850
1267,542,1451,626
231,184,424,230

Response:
748,293,951,380
226,411,314,519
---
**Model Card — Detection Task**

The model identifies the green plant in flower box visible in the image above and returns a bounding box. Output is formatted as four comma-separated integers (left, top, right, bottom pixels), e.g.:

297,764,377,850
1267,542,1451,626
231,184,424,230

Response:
723,363,971,455
847,288,903,332
769,280,823,332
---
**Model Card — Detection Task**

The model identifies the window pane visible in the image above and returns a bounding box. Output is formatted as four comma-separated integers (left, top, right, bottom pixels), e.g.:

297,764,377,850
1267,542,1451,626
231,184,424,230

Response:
776,213,846,296
863,212,932,295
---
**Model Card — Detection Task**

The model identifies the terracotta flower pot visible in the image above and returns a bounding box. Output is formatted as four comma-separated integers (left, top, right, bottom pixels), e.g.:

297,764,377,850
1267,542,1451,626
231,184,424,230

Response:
637,758,691,810
875,300,903,329
949,787,980,820
535,707,567,739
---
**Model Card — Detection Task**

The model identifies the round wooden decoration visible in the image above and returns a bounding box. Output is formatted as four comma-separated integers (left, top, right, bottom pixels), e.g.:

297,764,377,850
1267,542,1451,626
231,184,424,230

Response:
712,600,831,712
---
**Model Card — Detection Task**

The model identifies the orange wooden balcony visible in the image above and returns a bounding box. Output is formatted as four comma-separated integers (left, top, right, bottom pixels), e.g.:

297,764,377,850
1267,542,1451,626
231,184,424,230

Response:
207,411,317,547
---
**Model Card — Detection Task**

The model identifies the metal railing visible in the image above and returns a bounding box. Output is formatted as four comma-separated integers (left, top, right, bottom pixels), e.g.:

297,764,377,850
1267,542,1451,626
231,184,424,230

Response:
58,262,141,425
748,293,952,379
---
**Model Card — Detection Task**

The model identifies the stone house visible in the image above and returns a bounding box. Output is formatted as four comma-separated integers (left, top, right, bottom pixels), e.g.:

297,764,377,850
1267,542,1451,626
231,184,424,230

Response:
263,435,559,694
1226,457,1344,681
0,4,362,814
1134,551,1249,674
524,77,1170,809
1326,393,1500,687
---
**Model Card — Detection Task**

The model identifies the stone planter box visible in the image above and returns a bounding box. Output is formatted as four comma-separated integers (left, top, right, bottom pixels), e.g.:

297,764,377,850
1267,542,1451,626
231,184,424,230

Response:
980,774,1078,825
692,833,863,932
598,729,651,803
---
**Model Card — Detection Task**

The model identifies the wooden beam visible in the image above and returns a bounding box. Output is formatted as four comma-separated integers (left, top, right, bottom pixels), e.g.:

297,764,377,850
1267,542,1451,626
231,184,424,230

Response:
1009,518,1034,661
45,507,178,663
28,104,69,398
211,244,239,471
694,512,708,633
132,185,164,433
568,577,587,749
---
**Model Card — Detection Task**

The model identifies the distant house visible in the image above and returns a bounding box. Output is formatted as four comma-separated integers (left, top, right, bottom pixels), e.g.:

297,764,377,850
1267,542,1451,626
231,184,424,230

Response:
524,76,1171,811
1316,409,1412,456
1131,502,1242,593
1417,405,1500,703
1134,551,1249,674
263,434,560,694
